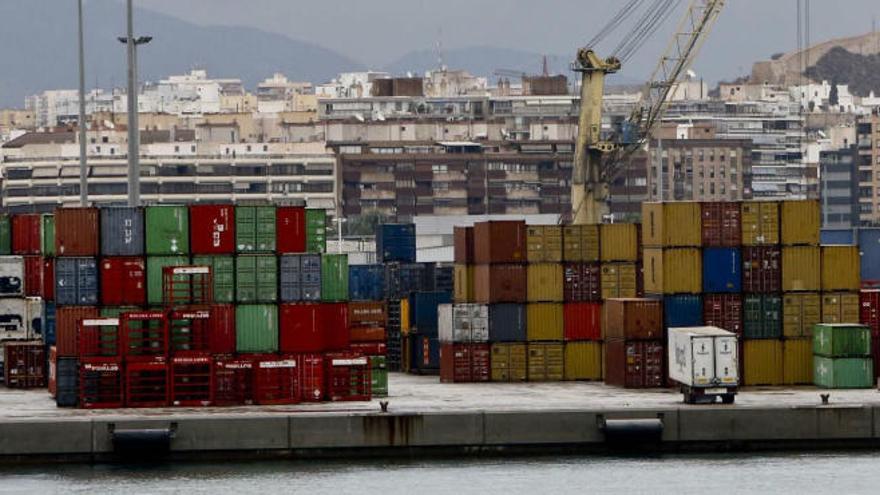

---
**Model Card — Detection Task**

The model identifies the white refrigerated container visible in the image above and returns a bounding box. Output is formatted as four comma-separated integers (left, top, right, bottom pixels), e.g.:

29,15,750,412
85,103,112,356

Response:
668,326,738,404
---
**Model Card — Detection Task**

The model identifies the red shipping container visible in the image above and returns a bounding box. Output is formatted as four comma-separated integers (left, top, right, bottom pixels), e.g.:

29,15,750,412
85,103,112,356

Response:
350,326,386,342
872,339,880,380
190,204,235,254
440,343,490,383
563,303,602,341
253,354,301,405
603,298,663,340
79,357,124,409
169,308,212,353
100,257,146,306
279,303,349,353
276,206,306,254
563,263,601,302
48,346,58,397
56,306,100,357
474,221,526,264
121,311,168,360
209,304,236,354
348,301,386,326
325,352,371,401
3,341,47,388
125,358,170,408
701,202,742,247
349,342,387,356
12,214,42,255
78,317,121,358
454,226,474,264
860,290,880,336
473,264,527,303
171,353,214,406
55,208,99,256
213,355,254,406
297,353,325,402
24,256,54,300
604,339,665,388
703,294,744,335
742,246,781,293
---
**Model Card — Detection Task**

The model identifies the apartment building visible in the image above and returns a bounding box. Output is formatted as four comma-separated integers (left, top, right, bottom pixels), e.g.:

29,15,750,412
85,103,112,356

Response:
820,146,859,229
857,113,880,224
647,139,753,202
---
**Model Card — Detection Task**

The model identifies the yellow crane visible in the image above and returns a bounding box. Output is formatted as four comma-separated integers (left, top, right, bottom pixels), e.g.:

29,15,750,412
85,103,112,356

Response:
571,0,726,225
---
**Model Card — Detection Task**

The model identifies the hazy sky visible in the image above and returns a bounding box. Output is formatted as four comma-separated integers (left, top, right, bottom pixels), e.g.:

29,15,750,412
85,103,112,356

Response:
131,0,880,81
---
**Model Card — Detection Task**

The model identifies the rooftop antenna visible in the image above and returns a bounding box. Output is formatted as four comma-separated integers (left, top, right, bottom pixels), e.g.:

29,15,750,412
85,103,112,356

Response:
434,27,446,71
542,55,549,77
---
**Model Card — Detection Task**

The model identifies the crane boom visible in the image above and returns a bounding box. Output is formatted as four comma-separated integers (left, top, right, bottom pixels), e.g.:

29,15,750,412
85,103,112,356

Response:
570,0,726,224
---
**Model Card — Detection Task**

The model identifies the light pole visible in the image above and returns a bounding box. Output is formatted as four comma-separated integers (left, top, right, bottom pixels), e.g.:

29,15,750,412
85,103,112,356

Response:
77,0,87,206
331,217,347,254
117,0,151,207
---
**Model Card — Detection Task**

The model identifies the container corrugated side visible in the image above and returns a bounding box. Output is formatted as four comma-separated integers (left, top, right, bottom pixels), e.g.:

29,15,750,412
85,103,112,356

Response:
600,224,639,262
783,292,820,338
702,248,741,293
814,356,874,388
191,255,235,303
146,256,190,306
55,257,98,306
643,248,701,295
305,209,327,254
473,264,527,304
0,215,10,254
473,221,527,264
453,264,474,303
741,201,780,246
743,339,783,386
641,202,702,247
782,246,820,291
821,246,860,291
100,207,145,256
664,295,703,329
279,254,321,302
189,204,235,255
41,215,55,257
235,304,278,353
526,343,564,381
55,208,99,256
701,202,741,247
145,205,189,255
562,224,599,262
488,303,526,342
821,292,860,324
235,255,278,303
600,262,637,299
321,254,349,302
490,343,527,382
781,200,820,246
743,295,782,339
526,263,563,302
563,342,602,381
236,206,276,253
526,225,562,263
813,324,871,357
526,303,563,341
858,228,880,285
782,338,813,385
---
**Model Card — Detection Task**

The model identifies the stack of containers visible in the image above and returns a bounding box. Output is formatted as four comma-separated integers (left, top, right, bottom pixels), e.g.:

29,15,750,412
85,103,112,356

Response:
562,224,603,381
859,290,880,380
438,303,490,382
374,223,416,375
813,323,873,388
701,202,744,359
603,298,665,388
525,225,565,382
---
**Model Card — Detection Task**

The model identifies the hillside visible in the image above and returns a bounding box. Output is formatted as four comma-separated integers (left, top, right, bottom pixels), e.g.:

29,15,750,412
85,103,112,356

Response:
805,47,880,97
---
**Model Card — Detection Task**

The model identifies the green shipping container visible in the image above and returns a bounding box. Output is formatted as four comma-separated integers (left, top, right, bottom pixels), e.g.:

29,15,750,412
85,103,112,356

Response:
743,295,782,339
370,355,388,397
813,324,871,357
192,255,235,303
236,255,278,303
0,215,10,254
146,256,190,305
100,306,142,318
321,254,348,301
236,206,276,253
236,304,278,353
41,214,55,256
305,209,327,253
814,356,874,388
146,205,190,255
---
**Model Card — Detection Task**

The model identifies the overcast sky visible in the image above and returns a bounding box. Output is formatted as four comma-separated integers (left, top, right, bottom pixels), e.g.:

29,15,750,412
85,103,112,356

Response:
132,0,880,82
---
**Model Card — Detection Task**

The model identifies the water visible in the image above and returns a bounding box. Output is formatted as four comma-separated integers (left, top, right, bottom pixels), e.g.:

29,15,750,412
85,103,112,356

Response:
1,452,878,494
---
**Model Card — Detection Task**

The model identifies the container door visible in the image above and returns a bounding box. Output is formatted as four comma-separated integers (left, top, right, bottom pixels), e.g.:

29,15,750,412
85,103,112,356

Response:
715,336,738,385
691,336,715,386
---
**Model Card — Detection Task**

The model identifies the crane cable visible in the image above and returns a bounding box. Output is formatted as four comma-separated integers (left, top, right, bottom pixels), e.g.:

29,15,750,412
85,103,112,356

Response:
615,0,682,63
586,0,646,47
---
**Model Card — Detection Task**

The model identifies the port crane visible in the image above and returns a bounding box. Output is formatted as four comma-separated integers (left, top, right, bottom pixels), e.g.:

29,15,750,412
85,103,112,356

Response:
571,0,725,224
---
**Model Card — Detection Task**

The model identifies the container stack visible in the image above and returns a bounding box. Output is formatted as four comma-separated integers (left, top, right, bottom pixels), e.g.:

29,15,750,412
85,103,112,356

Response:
813,323,874,388
603,298,665,388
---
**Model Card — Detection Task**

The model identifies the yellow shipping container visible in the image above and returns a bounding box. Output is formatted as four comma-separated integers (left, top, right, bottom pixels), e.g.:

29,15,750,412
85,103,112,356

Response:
742,201,780,246
527,263,563,302
781,200,820,246
563,224,600,262
564,342,602,381
641,202,702,247
453,264,474,303
821,292,860,324
600,223,639,262
821,246,860,291
782,292,820,338
600,262,638,299
527,343,564,381
782,338,813,385
743,339,783,386
643,248,702,295
400,298,411,335
782,247,821,291
527,225,563,263
526,303,564,341
490,343,527,382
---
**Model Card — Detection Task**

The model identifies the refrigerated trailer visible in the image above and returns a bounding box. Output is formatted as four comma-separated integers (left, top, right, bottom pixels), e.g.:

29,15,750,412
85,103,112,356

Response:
668,326,738,404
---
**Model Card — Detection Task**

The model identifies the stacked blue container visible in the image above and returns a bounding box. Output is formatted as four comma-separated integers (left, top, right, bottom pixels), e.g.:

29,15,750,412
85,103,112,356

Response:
376,224,417,263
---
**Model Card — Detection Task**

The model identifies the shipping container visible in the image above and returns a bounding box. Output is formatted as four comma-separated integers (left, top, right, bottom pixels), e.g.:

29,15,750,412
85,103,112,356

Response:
305,209,327,254
814,356,874,388
474,264,527,303
348,264,384,301
55,257,98,306
742,246,782,293
120,311,168,359
563,302,602,341
642,202,702,247
527,343,564,381
600,223,639,262
702,248,742,293
99,257,145,306
526,225,563,263
55,306,99,357
563,263,601,302
191,255,235,303
743,339,783,386
350,326,386,343
252,355,300,405
701,202,741,247
55,355,78,407
235,255,277,303
526,303,564,341
325,352,371,401
12,214,42,255
821,229,856,245
440,343,490,383
0,256,24,297
376,223,416,263
643,248,702,295
44,302,57,345
860,290,880,335
409,334,441,373
453,264,474,303
3,342,46,388
604,339,665,388
100,207,145,256
821,292,860,325
279,302,348,353
822,246,860,291
369,355,388,397
320,254,349,301
125,359,170,408
743,295,782,339
438,304,488,343
279,254,321,302
473,220,526,264
41,215,55,257
781,246,820,292
55,208,99,256
562,224,600,263
453,226,474,264
0,215,10,254
813,323,871,357
348,301,387,327
0,298,43,342
408,291,451,334
604,298,663,340
145,205,189,255
563,341,602,380
235,304,278,353
236,206,276,253
189,204,235,254
79,357,124,409
527,263,563,302
297,353,325,402
741,201,780,246
782,338,813,385
488,303,526,342
212,356,255,406
146,256,189,306
23,256,53,300
384,262,435,300
783,292,821,338
664,295,703,328
170,354,214,406
781,200,820,246
858,228,880,286
667,327,738,389
276,206,307,254
490,343,527,382
209,305,236,354
600,262,638,299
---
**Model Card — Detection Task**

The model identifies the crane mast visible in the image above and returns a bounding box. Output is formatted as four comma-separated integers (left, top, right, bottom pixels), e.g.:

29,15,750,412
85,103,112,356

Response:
570,0,726,225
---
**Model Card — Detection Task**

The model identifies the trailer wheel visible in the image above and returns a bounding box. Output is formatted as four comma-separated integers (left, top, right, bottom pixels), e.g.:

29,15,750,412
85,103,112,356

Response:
721,394,735,404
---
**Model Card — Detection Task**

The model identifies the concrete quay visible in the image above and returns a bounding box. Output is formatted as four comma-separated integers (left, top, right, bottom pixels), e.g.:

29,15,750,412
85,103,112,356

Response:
2,373,880,462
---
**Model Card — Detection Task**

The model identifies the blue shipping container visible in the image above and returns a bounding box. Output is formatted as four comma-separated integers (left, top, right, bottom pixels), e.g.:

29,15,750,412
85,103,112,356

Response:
408,334,440,372
821,229,856,245
40,302,56,345
377,224,417,263
279,254,321,302
349,265,385,301
859,228,880,285
408,291,452,335
664,295,703,328
489,303,526,342
702,248,742,293
55,257,98,306
55,357,78,407
100,207,145,256
385,262,434,299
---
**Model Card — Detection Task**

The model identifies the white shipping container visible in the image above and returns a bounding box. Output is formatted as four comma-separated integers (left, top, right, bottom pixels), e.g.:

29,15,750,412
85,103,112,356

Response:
0,297,44,341
439,303,489,343
668,326,738,388
0,256,25,297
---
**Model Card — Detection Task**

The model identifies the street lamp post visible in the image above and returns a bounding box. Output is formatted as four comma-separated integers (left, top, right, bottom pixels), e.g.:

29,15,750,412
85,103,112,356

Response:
117,0,151,207
77,0,87,206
